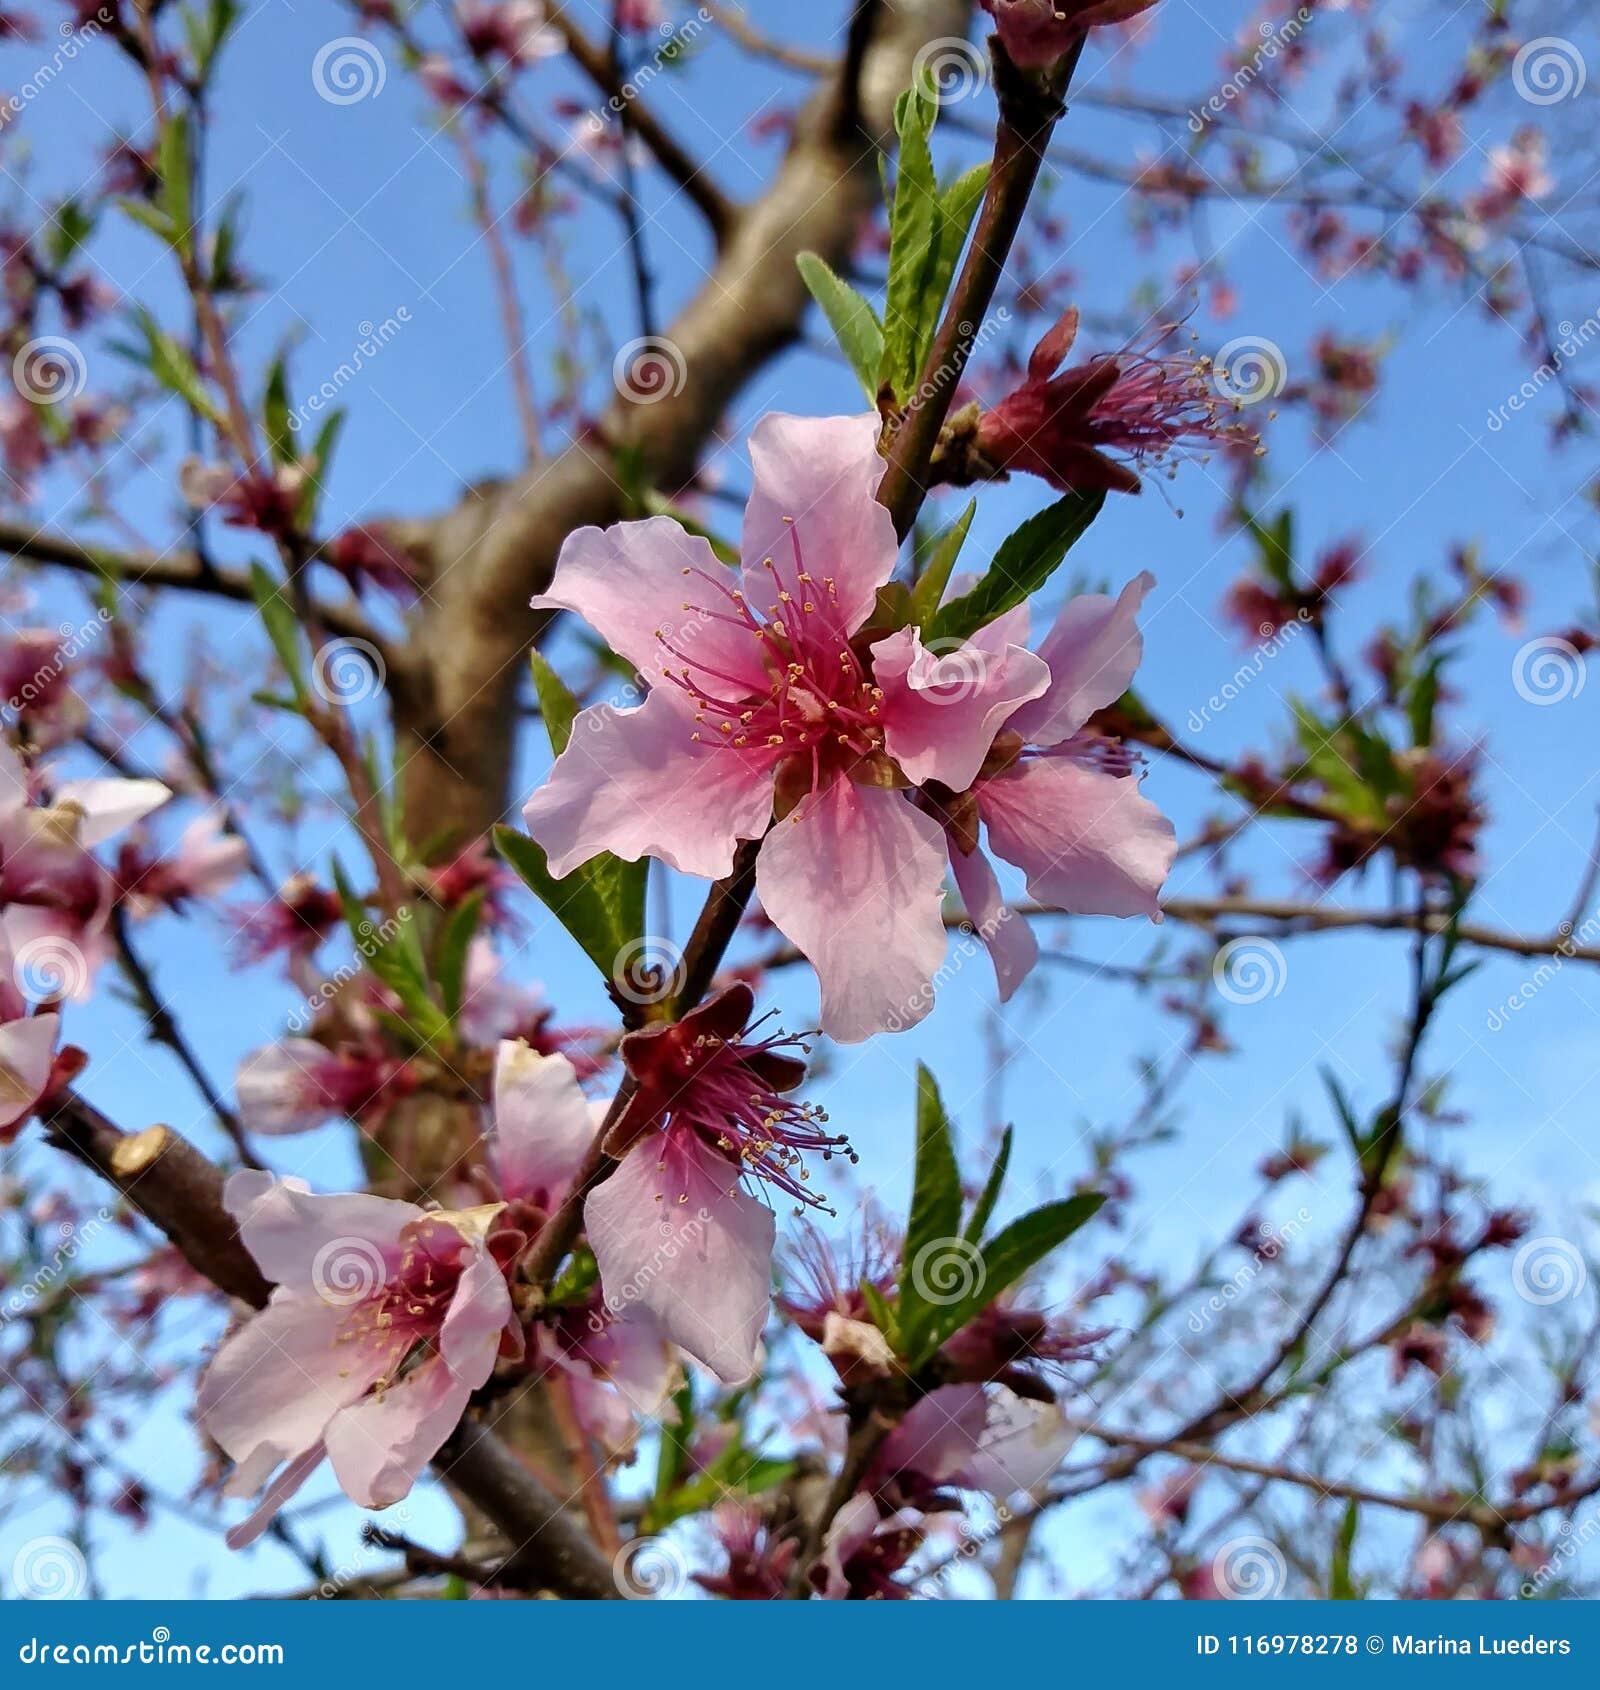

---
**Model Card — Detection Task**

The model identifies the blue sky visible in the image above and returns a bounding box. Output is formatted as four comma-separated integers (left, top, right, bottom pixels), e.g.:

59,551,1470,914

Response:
2,0,1598,1596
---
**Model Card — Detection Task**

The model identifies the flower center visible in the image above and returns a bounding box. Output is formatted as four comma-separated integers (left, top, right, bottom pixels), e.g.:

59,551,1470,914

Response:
655,519,886,793
336,1229,465,1382
668,1015,855,1213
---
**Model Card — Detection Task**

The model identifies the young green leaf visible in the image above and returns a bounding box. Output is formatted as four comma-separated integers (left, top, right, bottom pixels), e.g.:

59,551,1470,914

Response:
880,85,940,401
964,1125,1014,1245
156,114,194,257
529,651,579,756
435,889,485,1023
247,564,309,707
493,825,646,993
928,490,1107,646
909,499,976,630
796,252,885,403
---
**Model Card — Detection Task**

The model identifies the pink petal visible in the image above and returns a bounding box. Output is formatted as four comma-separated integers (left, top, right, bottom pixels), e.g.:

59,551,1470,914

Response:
490,1043,596,1207
879,1383,990,1485
755,780,948,1043
741,413,898,640
523,690,774,880
947,841,1039,1002
234,1039,338,1136
584,1127,775,1386
51,777,170,847
533,516,769,700
222,1169,419,1286
223,1445,326,1551
438,1235,513,1390
815,1493,882,1599
0,1010,58,1130
324,1353,471,1509
978,757,1175,919
1007,572,1154,747
872,625,1049,792
196,1289,379,1473
953,1396,1075,1496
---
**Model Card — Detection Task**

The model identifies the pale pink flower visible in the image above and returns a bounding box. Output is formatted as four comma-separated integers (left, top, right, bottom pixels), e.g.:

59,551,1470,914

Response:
234,1038,412,1137
526,415,1052,1041
0,743,168,981
490,1042,673,1437
925,575,1176,1000
197,1172,520,1544
578,984,843,1385
524,414,1171,1036
117,810,249,918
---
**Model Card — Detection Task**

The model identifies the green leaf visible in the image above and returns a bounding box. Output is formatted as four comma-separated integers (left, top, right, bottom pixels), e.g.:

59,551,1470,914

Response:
909,499,975,630
905,1064,963,1263
493,825,646,993
964,1125,1013,1245
880,83,940,401
905,1193,1106,1368
112,308,223,424
296,409,345,530
247,563,309,707
43,200,94,269
116,196,177,248
1329,1500,1362,1599
182,0,239,80
156,114,193,256
263,354,295,468
914,162,989,375
928,490,1107,646
895,1065,967,1359
529,651,579,756
435,889,485,1023
796,252,885,403
332,864,451,1050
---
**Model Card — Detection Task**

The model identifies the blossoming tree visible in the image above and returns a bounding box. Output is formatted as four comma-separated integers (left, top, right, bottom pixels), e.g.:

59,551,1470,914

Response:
1,0,1599,1601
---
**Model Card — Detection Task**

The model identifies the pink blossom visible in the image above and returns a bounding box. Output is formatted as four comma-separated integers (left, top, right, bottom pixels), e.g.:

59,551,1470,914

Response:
972,307,1254,496
490,1042,673,1437
0,743,169,983
234,1038,412,1137
524,413,1171,1036
0,930,59,1141
197,1171,521,1543
579,985,844,1385
116,811,249,918
980,0,1160,70
870,1383,1076,1505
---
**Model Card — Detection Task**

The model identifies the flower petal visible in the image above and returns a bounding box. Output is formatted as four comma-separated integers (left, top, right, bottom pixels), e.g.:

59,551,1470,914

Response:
51,777,170,847
196,1289,380,1473
439,1237,513,1390
0,1010,58,1133
755,780,948,1043
235,1039,338,1136
523,691,774,880
533,516,769,701
978,757,1175,919
222,1445,326,1551
741,413,898,639
1007,573,1154,747
947,840,1039,1002
873,625,1049,792
324,1354,471,1509
222,1169,419,1286
585,1128,775,1386
490,1043,595,1207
